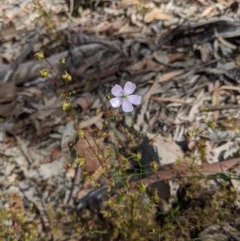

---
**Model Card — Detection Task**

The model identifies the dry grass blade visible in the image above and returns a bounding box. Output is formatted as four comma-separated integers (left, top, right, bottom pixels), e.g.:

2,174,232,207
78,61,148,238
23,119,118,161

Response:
212,87,220,120
151,96,188,104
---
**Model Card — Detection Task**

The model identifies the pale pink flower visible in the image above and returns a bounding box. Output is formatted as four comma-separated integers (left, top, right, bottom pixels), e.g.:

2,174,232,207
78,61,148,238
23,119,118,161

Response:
110,81,142,112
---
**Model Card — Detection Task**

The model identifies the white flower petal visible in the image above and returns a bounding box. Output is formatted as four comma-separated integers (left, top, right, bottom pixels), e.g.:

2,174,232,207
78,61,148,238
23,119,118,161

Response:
110,97,123,108
111,84,123,97
122,100,133,112
128,95,142,105
124,81,136,95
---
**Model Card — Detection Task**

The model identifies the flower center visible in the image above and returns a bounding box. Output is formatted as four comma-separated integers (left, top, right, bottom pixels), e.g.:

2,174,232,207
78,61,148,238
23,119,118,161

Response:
122,93,128,100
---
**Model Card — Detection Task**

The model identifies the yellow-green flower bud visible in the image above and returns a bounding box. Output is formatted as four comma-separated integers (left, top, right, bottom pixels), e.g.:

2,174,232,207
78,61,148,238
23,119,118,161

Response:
133,152,141,161
75,157,86,166
207,121,217,129
39,69,49,78
35,51,45,60
62,101,71,111
59,57,66,65
106,93,111,100
139,181,147,192
150,162,159,172
62,71,72,82
153,190,160,203
79,130,85,138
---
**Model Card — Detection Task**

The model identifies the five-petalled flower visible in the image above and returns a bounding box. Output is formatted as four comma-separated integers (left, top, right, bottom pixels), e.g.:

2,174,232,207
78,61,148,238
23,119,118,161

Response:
110,81,142,113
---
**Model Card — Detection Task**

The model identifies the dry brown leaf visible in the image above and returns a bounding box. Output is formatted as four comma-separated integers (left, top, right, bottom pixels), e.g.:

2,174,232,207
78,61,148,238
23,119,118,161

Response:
79,112,103,129
143,79,158,102
75,93,94,111
143,70,184,102
95,20,123,34
76,131,101,174
119,0,144,7
0,101,15,118
0,23,16,42
41,148,63,164
0,82,16,103
9,192,24,212
134,158,240,186
156,70,184,83
144,8,173,23
117,23,140,34
75,130,109,187
30,96,61,120
215,0,232,6
200,6,217,18
235,54,240,67
126,55,162,74
153,51,169,64
196,0,209,5
168,52,185,63
131,12,143,27
199,44,211,62
211,85,240,120
215,29,237,49
154,51,185,64
147,133,184,166
220,85,240,92
27,87,42,97
104,7,124,16
188,90,205,121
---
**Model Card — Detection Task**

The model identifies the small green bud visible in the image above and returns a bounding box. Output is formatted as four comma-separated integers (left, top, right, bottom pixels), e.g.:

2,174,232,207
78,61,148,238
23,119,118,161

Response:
62,71,72,82
133,152,141,161
106,93,111,100
75,157,86,166
59,57,66,65
207,121,217,129
139,181,147,192
79,130,85,138
35,51,45,60
62,101,71,111
150,162,159,172
39,69,49,78
153,190,160,203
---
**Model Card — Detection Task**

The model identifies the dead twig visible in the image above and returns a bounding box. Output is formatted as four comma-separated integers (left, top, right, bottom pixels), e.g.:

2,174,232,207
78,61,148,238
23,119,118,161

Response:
15,135,33,165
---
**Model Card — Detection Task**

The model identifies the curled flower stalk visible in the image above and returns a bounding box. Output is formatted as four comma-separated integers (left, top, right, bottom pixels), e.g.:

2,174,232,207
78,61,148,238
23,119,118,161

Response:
110,81,142,113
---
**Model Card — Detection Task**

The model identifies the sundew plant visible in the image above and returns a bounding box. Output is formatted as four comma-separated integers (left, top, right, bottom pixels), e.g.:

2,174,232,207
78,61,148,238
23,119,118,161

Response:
5,51,237,241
